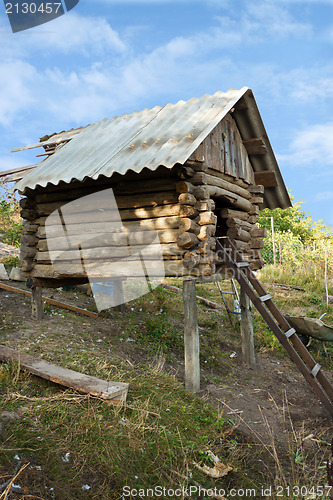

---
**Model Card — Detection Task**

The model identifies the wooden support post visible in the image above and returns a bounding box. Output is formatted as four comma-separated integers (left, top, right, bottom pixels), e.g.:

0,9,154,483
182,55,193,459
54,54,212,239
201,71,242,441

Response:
240,285,256,366
31,286,44,320
183,278,200,392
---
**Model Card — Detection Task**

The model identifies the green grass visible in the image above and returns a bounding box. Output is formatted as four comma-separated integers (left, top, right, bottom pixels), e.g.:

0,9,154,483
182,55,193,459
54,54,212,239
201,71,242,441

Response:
0,359,253,499
258,263,333,296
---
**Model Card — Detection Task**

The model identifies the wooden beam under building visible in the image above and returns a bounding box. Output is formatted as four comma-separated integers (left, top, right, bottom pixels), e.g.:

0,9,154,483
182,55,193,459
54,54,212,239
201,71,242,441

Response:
242,137,267,155
254,170,278,187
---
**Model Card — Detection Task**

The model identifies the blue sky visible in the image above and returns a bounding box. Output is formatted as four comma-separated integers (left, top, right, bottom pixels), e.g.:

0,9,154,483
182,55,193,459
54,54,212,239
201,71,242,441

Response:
1,0,333,226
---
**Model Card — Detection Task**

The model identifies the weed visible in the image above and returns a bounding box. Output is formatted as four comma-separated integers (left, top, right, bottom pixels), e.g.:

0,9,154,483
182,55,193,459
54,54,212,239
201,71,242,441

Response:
132,312,183,355
0,255,19,269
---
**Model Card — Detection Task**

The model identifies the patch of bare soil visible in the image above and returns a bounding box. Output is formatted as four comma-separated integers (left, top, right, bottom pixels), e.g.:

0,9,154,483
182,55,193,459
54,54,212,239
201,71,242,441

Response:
0,278,332,482
202,353,331,444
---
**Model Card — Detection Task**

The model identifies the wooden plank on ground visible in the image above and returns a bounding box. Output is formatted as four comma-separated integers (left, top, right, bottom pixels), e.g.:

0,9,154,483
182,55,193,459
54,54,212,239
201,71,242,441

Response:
0,282,98,318
0,345,128,403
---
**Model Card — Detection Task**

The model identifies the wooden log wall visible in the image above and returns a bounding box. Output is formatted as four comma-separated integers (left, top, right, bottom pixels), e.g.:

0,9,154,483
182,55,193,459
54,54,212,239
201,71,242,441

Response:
20,169,267,279
219,182,266,270
19,165,218,279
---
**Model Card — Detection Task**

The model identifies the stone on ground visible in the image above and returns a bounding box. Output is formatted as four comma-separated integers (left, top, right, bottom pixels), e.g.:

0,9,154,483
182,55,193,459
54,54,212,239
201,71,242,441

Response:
9,267,25,282
0,264,8,280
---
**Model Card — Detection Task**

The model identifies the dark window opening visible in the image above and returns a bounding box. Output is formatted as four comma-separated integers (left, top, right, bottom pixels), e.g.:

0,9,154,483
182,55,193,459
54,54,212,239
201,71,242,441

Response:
212,197,228,238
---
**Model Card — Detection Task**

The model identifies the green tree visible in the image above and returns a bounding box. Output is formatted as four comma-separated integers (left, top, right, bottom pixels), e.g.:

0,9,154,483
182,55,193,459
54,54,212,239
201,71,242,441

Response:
0,181,22,247
258,194,331,244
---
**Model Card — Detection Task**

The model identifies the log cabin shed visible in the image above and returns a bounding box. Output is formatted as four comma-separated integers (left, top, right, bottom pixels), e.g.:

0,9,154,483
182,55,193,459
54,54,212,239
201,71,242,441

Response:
12,87,291,287
9,88,333,415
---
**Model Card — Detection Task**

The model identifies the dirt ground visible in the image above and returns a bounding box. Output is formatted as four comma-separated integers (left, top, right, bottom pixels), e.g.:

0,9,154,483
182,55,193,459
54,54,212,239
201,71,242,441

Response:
0,277,332,486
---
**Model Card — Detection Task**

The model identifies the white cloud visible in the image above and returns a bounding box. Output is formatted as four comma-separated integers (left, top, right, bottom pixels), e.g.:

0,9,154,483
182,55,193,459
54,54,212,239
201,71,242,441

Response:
315,191,333,201
0,12,126,58
279,0,333,3
0,61,37,127
0,3,322,141
37,12,126,54
278,122,333,167
245,2,312,38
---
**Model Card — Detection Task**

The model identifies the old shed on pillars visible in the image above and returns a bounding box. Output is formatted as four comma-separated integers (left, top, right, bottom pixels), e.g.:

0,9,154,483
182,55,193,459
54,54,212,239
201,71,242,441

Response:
8,87,333,417
12,87,291,284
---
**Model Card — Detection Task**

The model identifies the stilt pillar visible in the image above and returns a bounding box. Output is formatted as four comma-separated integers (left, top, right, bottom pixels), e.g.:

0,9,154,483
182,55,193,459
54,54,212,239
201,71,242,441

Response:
240,285,256,366
31,286,44,320
183,277,200,392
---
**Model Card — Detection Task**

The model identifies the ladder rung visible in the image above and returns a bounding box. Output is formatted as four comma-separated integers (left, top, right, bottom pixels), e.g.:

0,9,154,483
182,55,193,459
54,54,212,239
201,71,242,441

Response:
235,262,250,268
260,294,272,302
311,363,321,378
284,328,296,338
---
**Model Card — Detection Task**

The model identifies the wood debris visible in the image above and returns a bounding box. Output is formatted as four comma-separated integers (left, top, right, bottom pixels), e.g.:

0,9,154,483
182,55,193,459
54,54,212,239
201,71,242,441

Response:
193,449,233,479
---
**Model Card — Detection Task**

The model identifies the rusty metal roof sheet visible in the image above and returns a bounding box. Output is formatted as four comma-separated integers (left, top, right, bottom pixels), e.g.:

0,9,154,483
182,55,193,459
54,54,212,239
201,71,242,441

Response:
13,87,291,209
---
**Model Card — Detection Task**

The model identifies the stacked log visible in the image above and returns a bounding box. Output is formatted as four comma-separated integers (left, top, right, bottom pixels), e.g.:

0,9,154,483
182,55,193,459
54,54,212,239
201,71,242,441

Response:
19,152,269,281
218,182,266,271
19,166,218,280
176,164,217,276
247,184,266,269
20,198,38,273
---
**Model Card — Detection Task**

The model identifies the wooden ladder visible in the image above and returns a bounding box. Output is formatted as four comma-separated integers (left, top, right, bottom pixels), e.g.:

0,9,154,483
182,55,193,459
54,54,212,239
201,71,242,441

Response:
216,238,333,417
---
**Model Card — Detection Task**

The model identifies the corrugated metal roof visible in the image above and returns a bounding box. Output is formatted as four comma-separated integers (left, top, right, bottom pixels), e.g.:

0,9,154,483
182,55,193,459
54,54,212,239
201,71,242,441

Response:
14,88,248,192
13,87,291,209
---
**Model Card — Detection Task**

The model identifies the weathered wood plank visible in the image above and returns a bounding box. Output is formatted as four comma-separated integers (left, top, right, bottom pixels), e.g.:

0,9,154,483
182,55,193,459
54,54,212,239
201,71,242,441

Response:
183,278,200,392
38,216,182,239
226,218,252,231
207,186,252,212
36,191,179,216
36,243,182,263
37,228,182,252
11,128,85,153
0,283,98,318
249,184,265,195
240,287,256,366
0,164,39,178
31,286,43,320
0,345,128,402
254,170,278,187
220,208,249,221
227,227,251,242
36,204,197,226
243,137,267,155
28,259,185,279
205,173,251,199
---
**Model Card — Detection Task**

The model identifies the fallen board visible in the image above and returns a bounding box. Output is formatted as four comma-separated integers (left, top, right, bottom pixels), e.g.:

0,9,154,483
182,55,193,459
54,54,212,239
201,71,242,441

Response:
0,282,98,318
0,345,128,403
285,315,333,342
